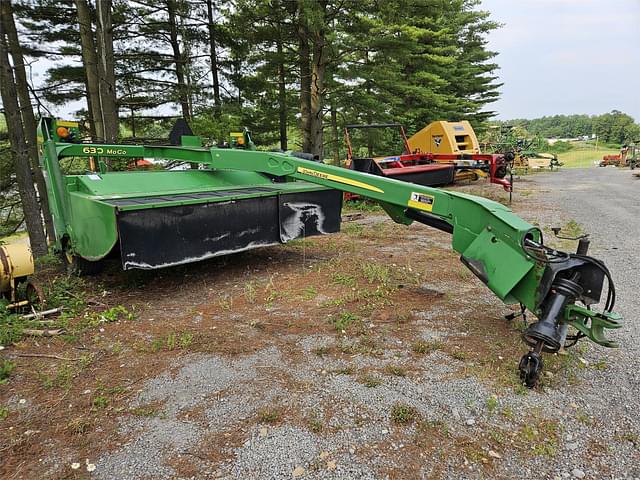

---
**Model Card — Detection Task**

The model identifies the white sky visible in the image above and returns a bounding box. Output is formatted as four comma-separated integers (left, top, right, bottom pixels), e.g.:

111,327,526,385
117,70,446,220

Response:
481,0,640,120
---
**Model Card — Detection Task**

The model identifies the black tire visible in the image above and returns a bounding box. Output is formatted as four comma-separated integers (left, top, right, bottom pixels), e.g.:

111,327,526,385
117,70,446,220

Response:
62,247,104,276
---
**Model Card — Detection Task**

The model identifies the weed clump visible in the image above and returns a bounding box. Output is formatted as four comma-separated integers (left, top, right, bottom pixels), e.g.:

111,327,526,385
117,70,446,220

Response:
390,402,418,425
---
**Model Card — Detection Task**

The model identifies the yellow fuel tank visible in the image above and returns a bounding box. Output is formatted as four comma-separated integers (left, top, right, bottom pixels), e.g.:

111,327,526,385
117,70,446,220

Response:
0,243,34,294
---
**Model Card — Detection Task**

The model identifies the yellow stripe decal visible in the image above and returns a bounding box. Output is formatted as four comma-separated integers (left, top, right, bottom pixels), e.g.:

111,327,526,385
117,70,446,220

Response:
297,167,384,193
407,192,434,212
57,120,79,128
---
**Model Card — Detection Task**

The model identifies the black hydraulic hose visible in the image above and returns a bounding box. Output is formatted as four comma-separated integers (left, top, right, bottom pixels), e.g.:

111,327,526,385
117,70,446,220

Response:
523,234,616,313
405,209,454,234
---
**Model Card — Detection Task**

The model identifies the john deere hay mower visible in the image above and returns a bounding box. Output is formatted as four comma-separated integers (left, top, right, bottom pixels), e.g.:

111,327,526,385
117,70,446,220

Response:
38,118,622,387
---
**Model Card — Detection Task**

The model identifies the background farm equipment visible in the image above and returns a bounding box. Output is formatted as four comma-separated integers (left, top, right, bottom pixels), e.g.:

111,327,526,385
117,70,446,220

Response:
344,123,511,192
37,117,622,387
599,143,639,168
0,243,43,311
344,124,456,188
483,125,562,172
406,121,512,191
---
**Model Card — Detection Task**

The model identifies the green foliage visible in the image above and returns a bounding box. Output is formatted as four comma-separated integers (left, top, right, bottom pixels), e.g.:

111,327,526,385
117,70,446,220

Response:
333,311,358,332
149,331,194,352
256,407,281,424
0,360,16,384
390,402,418,425
411,340,443,354
92,395,109,409
545,141,573,154
491,111,640,145
358,373,382,388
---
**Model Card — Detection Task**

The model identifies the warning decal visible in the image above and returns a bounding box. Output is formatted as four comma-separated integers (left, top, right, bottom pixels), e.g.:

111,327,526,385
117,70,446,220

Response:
408,192,434,212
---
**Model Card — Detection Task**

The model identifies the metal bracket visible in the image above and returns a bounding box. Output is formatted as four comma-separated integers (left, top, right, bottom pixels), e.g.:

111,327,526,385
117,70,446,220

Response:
563,304,623,348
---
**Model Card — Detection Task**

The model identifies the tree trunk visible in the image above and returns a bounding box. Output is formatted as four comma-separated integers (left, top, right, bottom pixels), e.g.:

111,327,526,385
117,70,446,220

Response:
277,36,287,151
95,0,118,142
75,0,105,141
1,0,55,242
0,18,47,256
310,29,326,160
206,0,221,112
297,3,312,153
166,0,191,121
309,1,328,160
330,103,339,164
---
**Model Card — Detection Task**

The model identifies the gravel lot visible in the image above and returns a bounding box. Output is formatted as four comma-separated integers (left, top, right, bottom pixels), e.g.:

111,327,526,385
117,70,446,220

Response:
90,168,640,479
3,168,638,479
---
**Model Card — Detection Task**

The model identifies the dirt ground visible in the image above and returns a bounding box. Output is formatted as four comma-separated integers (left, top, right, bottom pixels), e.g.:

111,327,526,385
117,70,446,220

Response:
1,171,638,479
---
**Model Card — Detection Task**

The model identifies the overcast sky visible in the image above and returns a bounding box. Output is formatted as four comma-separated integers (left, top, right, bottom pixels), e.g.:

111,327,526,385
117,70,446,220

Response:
481,0,640,120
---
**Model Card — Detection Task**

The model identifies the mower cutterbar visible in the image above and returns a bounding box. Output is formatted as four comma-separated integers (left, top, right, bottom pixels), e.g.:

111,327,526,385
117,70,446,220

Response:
37,119,342,272
38,118,622,386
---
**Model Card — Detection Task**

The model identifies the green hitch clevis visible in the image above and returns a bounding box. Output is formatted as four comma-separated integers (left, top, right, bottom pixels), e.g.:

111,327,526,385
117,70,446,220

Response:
564,304,623,348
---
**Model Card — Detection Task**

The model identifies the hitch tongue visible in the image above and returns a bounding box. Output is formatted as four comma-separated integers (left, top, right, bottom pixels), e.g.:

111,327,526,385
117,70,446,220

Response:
519,275,583,388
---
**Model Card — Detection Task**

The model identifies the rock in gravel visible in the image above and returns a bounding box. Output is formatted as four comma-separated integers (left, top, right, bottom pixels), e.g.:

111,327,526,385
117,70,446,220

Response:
571,468,585,479
488,450,501,459
566,442,578,451
327,460,337,471
465,418,476,426
292,466,305,477
259,427,268,437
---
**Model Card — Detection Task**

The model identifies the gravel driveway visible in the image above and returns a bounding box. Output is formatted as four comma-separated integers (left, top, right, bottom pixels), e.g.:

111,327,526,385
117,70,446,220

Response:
90,168,640,480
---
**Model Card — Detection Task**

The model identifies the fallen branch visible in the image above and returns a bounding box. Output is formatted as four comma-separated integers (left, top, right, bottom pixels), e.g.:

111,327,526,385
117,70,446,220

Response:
21,307,63,320
22,328,63,337
15,353,79,361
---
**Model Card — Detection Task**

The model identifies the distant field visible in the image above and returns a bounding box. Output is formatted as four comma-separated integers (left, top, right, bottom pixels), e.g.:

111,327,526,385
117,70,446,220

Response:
557,145,620,168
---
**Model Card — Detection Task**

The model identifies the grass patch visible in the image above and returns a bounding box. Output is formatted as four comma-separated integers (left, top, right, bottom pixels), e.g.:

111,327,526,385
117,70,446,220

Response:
306,413,324,433
0,273,135,346
361,263,390,284
384,364,407,377
485,396,499,413
333,311,358,332
334,366,354,375
339,335,383,356
411,340,443,355
519,419,559,457
450,350,468,361
149,331,194,352
0,360,16,384
343,200,382,213
557,145,619,168
67,417,91,435
0,406,8,420
131,407,160,417
301,286,318,301
332,272,356,287
38,363,75,390
390,402,418,425
92,395,109,409
256,407,281,424
357,373,382,388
